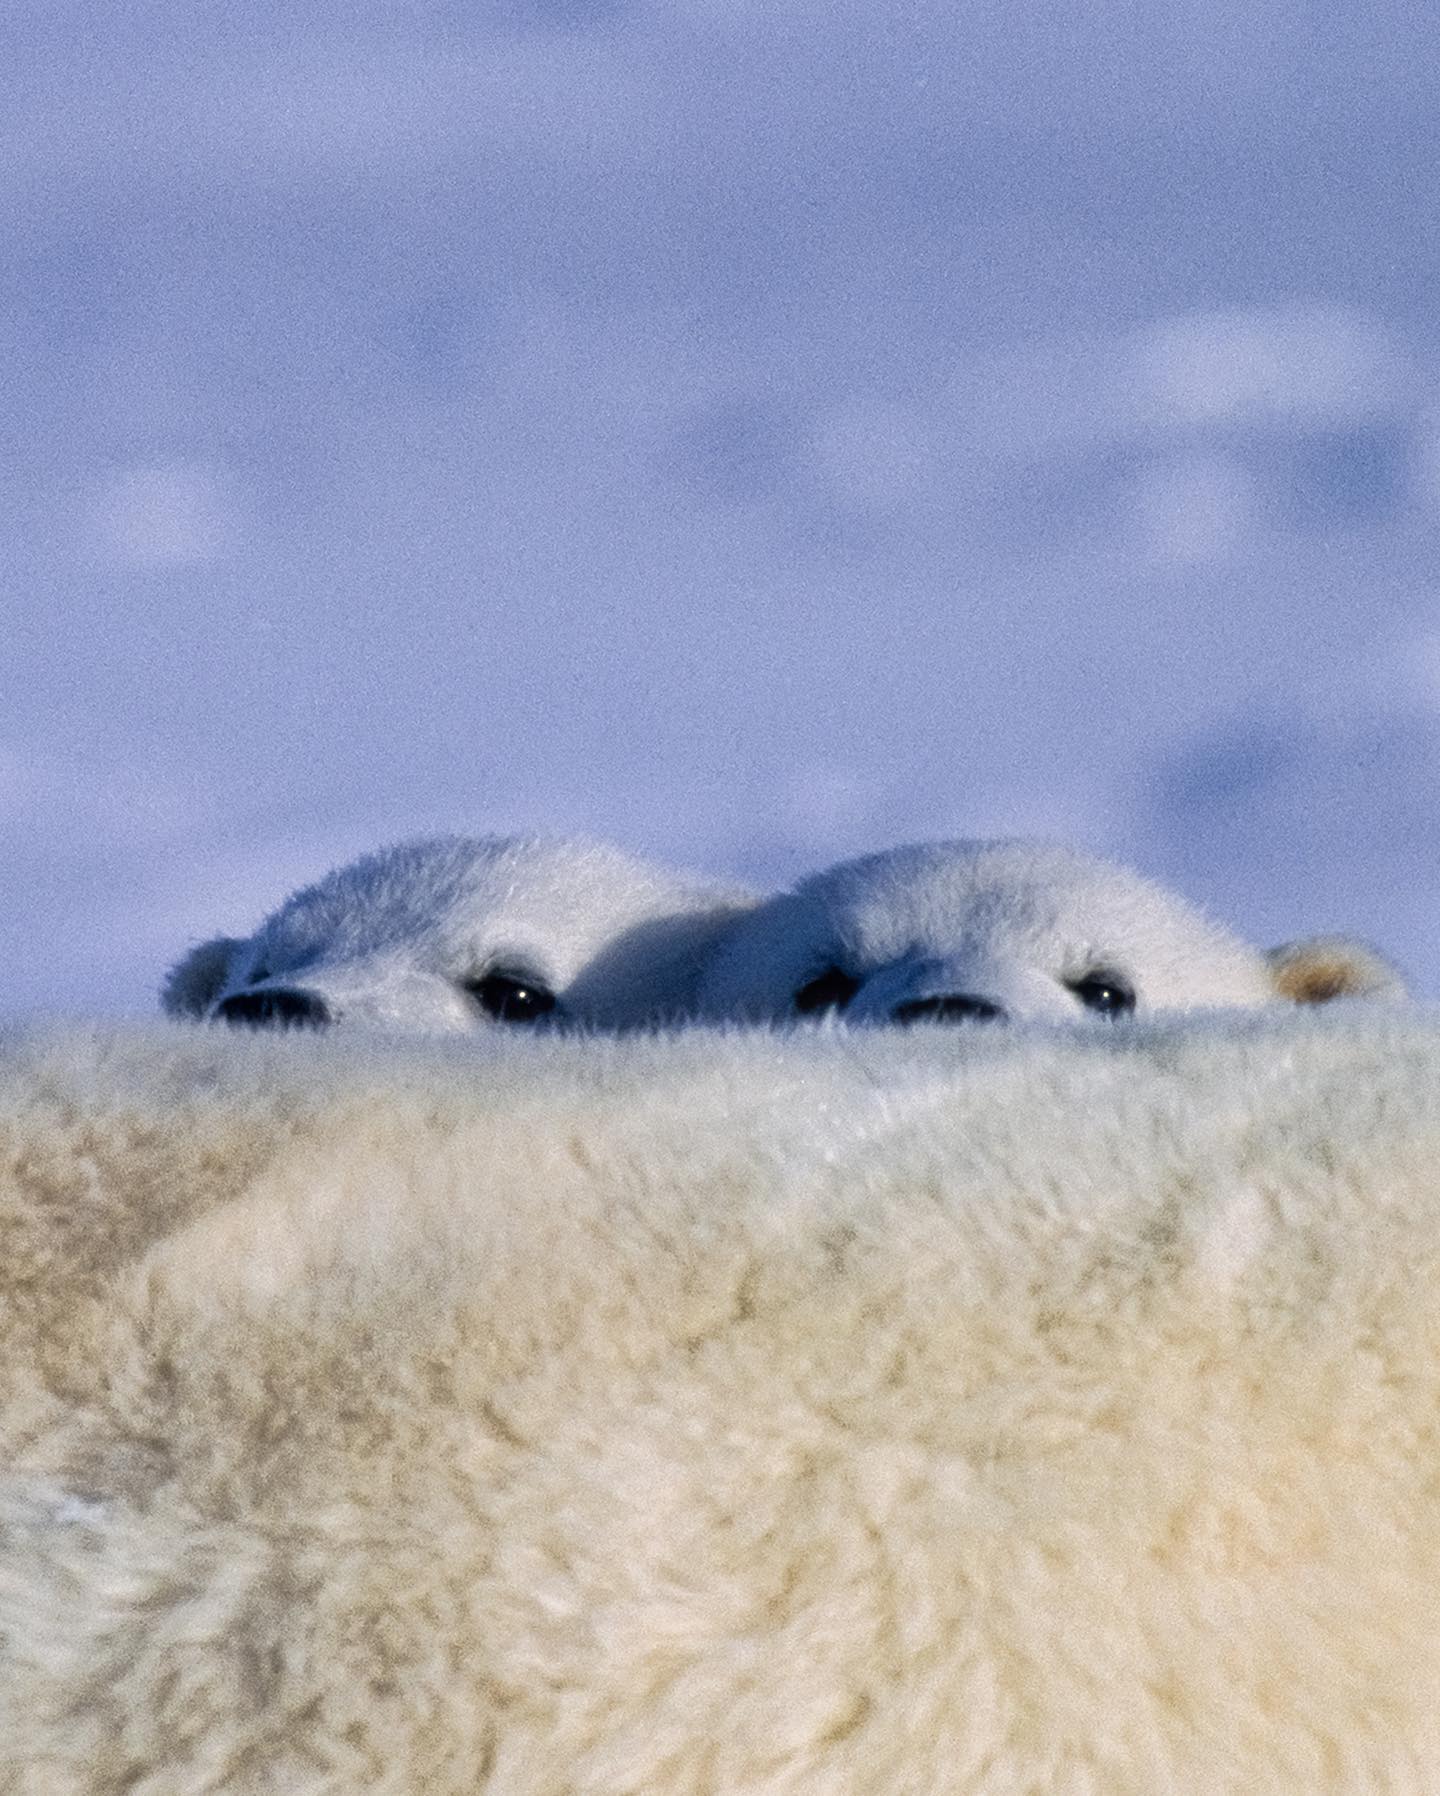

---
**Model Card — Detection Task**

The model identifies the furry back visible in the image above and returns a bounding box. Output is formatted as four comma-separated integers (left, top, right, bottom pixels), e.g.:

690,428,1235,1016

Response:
5,1012,1440,1792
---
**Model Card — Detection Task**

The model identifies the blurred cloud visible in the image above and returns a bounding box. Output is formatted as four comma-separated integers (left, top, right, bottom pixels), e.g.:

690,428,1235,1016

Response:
0,43,666,189
1139,306,1409,430
87,462,239,568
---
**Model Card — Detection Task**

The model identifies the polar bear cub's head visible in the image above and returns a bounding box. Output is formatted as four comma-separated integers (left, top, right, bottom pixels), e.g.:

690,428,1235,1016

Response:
698,839,1403,1026
164,835,756,1033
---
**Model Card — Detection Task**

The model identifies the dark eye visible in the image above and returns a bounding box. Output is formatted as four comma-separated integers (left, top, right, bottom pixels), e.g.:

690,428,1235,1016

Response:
466,972,557,1023
248,964,271,987
1067,972,1136,1017
794,966,861,1015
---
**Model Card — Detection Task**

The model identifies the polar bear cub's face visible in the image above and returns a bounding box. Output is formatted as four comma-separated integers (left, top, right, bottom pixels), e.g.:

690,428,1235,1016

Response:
698,840,1403,1026
164,835,756,1034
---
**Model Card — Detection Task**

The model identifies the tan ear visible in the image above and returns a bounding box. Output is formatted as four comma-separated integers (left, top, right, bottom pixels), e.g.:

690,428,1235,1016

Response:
1266,936,1407,1005
161,937,246,1018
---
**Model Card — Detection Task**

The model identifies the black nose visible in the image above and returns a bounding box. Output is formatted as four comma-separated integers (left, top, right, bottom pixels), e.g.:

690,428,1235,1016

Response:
893,995,1006,1025
215,989,331,1030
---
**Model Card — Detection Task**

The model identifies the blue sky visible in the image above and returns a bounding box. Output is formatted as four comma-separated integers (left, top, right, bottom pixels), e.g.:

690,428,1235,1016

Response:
5,0,1439,1014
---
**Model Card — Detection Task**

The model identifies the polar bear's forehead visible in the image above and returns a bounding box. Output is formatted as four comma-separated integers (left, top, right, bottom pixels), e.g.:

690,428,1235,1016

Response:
252,835,710,979
803,840,1253,975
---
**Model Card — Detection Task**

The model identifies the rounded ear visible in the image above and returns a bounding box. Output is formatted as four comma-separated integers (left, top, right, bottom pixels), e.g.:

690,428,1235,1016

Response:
161,937,246,1018
1265,936,1408,1005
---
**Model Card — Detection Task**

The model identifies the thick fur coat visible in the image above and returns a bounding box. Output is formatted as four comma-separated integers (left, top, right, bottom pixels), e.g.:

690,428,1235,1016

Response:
5,1012,1440,1792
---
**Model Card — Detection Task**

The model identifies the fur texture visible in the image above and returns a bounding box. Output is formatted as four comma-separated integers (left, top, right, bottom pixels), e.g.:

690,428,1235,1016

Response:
6,1012,1440,1791
162,834,757,1034
697,839,1404,1024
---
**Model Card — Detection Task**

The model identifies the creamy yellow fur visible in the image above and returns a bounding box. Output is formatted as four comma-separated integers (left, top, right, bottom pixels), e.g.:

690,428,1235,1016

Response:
6,1013,1440,1792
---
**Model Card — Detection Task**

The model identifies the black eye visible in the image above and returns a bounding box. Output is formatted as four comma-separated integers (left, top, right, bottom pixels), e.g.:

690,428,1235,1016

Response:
794,966,861,1016
1067,972,1136,1017
248,964,271,987
466,973,557,1023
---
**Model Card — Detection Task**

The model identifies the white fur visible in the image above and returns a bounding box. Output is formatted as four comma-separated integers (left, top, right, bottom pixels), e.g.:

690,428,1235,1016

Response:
698,838,1402,1023
6,1012,1440,1790
163,834,756,1033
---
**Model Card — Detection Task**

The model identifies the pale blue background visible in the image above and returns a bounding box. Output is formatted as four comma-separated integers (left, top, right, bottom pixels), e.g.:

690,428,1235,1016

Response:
5,0,1438,1015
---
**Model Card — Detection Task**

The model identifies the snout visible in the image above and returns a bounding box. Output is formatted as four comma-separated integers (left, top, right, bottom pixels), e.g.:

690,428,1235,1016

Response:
215,989,331,1030
893,994,1007,1025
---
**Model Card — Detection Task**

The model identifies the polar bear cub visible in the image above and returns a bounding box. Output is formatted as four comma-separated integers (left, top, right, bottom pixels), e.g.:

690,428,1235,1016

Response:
164,835,756,1033
698,839,1403,1025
